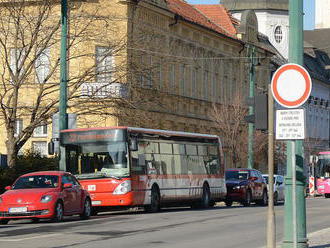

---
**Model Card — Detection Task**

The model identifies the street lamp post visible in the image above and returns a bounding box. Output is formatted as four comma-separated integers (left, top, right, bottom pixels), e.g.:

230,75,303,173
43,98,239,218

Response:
59,0,68,171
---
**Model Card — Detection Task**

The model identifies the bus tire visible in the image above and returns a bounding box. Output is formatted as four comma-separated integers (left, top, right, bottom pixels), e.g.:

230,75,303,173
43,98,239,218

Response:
325,193,330,198
201,184,211,208
146,186,160,213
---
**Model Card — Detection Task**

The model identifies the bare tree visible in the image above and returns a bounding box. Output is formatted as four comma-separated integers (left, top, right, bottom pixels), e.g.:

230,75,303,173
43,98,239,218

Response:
211,93,248,168
0,0,165,167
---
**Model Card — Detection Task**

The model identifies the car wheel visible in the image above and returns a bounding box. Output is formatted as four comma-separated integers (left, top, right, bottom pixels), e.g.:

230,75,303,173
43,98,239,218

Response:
274,192,279,205
146,186,160,213
260,190,268,206
242,190,252,207
80,198,92,220
201,184,211,208
225,200,233,207
0,219,9,225
52,201,64,222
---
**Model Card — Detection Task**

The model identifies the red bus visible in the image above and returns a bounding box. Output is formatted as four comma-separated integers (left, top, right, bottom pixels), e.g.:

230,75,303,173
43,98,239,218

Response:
60,127,226,213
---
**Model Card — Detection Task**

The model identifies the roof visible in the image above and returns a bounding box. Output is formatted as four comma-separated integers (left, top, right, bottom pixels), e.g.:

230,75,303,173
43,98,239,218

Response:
193,4,238,36
303,29,330,84
166,0,238,39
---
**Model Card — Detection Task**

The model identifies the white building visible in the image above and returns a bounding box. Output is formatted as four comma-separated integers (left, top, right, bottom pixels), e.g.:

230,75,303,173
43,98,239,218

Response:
315,0,330,29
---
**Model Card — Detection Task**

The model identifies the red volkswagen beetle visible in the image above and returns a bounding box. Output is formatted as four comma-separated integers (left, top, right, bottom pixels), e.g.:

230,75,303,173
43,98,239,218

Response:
0,171,91,224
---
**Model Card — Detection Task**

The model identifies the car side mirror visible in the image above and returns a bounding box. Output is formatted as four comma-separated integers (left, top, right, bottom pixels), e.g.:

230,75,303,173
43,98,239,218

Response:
63,183,73,189
5,186,12,190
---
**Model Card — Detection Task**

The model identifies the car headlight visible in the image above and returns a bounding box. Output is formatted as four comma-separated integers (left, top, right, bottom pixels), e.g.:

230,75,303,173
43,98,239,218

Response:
113,181,131,195
233,185,241,189
40,195,52,203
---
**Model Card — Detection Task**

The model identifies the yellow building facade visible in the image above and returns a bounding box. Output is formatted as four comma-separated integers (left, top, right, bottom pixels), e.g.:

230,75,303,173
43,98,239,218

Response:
0,0,273,167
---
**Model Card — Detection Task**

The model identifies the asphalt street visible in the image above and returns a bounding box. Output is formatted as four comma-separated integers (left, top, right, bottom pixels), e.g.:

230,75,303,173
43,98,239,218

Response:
0,198,329,248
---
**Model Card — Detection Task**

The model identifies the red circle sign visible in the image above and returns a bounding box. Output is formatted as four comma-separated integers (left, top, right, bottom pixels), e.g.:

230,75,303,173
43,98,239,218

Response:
271,63,312,108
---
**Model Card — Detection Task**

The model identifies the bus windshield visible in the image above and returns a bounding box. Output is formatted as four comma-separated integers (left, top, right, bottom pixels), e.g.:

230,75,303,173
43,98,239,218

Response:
316,155,330,178
67,142,129,179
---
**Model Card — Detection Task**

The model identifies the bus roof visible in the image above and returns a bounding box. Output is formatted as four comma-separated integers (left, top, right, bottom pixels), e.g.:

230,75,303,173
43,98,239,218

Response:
61,126,220,140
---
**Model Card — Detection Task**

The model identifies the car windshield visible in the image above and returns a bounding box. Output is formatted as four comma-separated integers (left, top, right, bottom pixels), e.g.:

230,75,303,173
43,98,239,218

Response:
225,170,249,180
13,175,59,189
67,142,129,179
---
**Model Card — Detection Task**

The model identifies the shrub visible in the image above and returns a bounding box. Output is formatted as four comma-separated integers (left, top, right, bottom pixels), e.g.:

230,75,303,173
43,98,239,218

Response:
0,150,59,193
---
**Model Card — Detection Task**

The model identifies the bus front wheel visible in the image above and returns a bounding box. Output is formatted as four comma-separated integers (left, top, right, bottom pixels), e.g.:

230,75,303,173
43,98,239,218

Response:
325,193,330,198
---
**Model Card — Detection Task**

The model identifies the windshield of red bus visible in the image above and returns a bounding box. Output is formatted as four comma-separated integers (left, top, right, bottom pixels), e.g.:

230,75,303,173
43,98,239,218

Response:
316,154,330,178
66,142,129,179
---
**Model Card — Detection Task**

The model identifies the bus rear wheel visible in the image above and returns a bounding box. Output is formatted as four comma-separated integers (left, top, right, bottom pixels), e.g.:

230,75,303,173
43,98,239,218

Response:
201,184,211,208
146,187,160,213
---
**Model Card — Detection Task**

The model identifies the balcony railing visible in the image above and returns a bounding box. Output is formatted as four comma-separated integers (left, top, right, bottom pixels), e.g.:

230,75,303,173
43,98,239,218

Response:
81,82,128,98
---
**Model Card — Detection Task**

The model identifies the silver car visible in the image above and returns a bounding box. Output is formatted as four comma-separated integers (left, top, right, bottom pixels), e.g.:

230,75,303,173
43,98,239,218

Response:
262,174,285,205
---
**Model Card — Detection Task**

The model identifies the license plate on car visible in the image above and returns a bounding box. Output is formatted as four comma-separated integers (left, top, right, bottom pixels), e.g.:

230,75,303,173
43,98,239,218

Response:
9,207,27,213
92,201,101,206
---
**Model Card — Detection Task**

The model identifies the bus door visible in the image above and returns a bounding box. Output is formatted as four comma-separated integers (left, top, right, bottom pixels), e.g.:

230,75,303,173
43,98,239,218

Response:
130,151,148,205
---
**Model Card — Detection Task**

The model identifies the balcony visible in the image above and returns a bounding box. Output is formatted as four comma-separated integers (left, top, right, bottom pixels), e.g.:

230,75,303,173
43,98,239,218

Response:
81,82,128,99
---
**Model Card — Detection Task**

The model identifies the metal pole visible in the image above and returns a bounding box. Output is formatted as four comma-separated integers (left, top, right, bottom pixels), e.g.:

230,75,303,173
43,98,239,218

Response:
248,45,255,169
267,85,275,248
282,0,308,247
59,0,68,171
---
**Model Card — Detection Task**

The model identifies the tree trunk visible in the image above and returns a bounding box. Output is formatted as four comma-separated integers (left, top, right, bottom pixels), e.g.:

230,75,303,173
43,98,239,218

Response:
6,138,18,168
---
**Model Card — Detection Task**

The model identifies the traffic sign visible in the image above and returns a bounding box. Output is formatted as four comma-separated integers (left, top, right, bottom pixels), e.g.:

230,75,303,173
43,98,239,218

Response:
275,109,305,140
271,63,312,108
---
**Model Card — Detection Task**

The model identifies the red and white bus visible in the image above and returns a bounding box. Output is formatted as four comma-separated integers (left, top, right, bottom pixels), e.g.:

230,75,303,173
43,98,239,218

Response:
60,127,226,213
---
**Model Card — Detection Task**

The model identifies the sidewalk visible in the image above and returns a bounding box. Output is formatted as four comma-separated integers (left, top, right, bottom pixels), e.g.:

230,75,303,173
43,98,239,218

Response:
270,228,330,248
308,227,330,248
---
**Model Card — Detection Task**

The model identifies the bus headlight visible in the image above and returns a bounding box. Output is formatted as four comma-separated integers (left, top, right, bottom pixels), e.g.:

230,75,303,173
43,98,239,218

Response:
113,181,131,195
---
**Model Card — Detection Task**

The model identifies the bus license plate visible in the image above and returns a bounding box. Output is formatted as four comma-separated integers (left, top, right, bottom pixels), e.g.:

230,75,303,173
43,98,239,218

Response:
9,207,27,213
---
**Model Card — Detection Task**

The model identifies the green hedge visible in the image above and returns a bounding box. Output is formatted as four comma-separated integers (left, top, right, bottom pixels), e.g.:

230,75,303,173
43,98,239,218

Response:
0,151,59,194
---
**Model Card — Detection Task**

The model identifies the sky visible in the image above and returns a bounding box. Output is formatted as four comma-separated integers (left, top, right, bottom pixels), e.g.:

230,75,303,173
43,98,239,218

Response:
186,0,315,30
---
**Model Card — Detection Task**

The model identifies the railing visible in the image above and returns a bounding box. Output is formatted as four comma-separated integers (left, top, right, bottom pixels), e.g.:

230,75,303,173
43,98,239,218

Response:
81,82,128,98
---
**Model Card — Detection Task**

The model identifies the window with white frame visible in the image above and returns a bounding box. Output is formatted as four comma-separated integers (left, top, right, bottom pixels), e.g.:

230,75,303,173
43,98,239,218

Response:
35,48,50,83
96,46,113,83
14,119,23,137
32,141,48,156
274,26,283,43
10,48,25,81
33,124,47,137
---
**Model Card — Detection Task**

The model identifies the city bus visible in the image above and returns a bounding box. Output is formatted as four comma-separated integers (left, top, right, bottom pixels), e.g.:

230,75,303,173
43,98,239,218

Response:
314,151,330,197
60,127,226,213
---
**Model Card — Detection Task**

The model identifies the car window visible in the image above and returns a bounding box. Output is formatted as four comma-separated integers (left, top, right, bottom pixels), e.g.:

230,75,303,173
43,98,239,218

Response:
62,175,73,185
13,175,59,189
70,176,80,186
225,170,249,180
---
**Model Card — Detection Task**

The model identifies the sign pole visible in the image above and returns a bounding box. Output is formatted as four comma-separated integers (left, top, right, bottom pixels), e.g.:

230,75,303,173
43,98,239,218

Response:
282,0,308,247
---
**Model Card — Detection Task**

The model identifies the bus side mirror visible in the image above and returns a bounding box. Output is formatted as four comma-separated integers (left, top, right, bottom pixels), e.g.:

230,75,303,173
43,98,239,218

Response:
129,138,138,151
48,140,55,155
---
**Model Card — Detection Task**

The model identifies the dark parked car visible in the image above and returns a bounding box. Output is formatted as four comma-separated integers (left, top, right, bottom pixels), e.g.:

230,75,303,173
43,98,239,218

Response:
225,168,268,207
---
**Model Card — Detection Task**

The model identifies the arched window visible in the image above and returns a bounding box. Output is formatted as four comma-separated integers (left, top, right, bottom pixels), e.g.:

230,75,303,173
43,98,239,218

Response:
274,26,283,43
